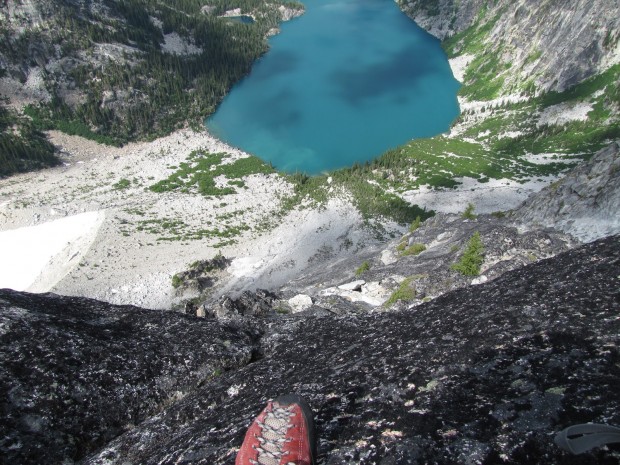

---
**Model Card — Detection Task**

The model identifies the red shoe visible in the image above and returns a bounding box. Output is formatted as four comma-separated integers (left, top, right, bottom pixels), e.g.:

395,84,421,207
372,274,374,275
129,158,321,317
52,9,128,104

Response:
235,394,317,465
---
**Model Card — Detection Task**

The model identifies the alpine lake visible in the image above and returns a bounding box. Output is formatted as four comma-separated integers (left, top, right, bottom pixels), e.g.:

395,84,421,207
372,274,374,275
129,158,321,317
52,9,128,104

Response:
206,0,461,174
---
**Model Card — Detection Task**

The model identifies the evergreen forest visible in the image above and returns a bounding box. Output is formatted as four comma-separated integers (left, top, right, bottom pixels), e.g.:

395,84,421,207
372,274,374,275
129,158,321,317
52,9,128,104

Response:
0,101,59,177
0,0,302,170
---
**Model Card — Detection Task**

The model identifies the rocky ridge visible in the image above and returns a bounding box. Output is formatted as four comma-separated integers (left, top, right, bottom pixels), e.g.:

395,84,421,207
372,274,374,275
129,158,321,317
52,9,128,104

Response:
1,235,618,464
225,141,620,317
271,214,577,315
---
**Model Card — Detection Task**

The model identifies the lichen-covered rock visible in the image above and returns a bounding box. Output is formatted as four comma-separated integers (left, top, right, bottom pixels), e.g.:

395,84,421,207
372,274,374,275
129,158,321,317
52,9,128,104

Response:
0,291,261,464
80,235,619,465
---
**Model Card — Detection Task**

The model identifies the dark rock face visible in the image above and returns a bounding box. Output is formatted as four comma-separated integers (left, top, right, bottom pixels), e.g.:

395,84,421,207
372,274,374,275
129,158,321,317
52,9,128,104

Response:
72,235,618,465
0,292,261,464
209,289,279,319
1,237,619,465
174,255,231,295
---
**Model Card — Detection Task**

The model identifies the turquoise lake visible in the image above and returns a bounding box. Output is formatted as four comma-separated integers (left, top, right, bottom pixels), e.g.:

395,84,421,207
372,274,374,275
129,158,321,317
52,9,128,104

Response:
206,0,461,174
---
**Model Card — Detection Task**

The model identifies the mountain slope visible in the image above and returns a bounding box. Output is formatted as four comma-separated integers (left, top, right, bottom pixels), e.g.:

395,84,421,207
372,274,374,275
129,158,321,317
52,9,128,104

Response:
0,0,302,149
401,0,620,94
336,0,620,215
513,140,620,242
1,235,618,464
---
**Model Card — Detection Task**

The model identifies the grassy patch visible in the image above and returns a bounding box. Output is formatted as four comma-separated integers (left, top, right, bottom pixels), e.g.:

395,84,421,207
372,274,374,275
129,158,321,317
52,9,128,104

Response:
171,274,183,289
461,49,511,100
280,173,330,212
539,64,620,107
385,277,416,306
409,215,422,232
451,231,485,276
461,203,476,219
135,216,250,243
401,243,426,256
443,7,501,58
355,261,371,277
281,166,433,225
113,178,131,190
150,150,275,197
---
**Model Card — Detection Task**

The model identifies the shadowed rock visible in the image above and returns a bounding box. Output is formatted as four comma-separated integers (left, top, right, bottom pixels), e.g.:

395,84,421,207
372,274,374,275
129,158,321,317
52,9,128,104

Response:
0,292,261,464
513,141,620,242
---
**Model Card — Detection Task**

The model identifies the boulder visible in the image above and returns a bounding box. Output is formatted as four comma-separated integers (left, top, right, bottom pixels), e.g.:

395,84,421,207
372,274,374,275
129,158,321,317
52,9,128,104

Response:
337,280,365,291
287,294,313,313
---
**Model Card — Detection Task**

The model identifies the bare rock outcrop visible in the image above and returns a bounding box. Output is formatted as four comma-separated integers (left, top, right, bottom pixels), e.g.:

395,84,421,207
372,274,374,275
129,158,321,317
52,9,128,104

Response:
0,291,261,464
401,0,620,93
278,213,577,312
1,236,619,464
513,141,620,242
79,235,618,464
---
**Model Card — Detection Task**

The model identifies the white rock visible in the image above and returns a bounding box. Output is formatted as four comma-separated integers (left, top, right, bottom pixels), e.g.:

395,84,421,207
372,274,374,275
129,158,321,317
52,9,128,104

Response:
471,275,488,285
288,294,313,313
227,384,244,397
338,280,365,291
362,281,389,298
381,249,398,265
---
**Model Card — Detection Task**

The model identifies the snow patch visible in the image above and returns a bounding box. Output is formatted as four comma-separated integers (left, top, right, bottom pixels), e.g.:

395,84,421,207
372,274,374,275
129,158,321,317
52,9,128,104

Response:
0,212,104,292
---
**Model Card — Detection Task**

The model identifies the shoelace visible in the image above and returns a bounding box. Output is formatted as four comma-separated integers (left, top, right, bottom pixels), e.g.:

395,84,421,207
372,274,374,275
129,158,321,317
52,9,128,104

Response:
251,404,297,465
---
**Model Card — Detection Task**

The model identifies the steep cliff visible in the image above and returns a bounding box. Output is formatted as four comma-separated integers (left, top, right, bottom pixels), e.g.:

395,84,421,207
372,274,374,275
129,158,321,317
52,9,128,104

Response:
0,292,260,464
1,236,618,464
400,0,620,94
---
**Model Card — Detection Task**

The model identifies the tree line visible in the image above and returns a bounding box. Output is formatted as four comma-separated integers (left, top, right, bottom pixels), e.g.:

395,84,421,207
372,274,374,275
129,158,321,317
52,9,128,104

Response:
3,0,298,146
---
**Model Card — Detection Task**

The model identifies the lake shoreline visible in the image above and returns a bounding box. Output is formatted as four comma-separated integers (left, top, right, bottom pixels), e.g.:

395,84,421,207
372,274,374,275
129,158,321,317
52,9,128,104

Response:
0,123,556,309
206,0,461,174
